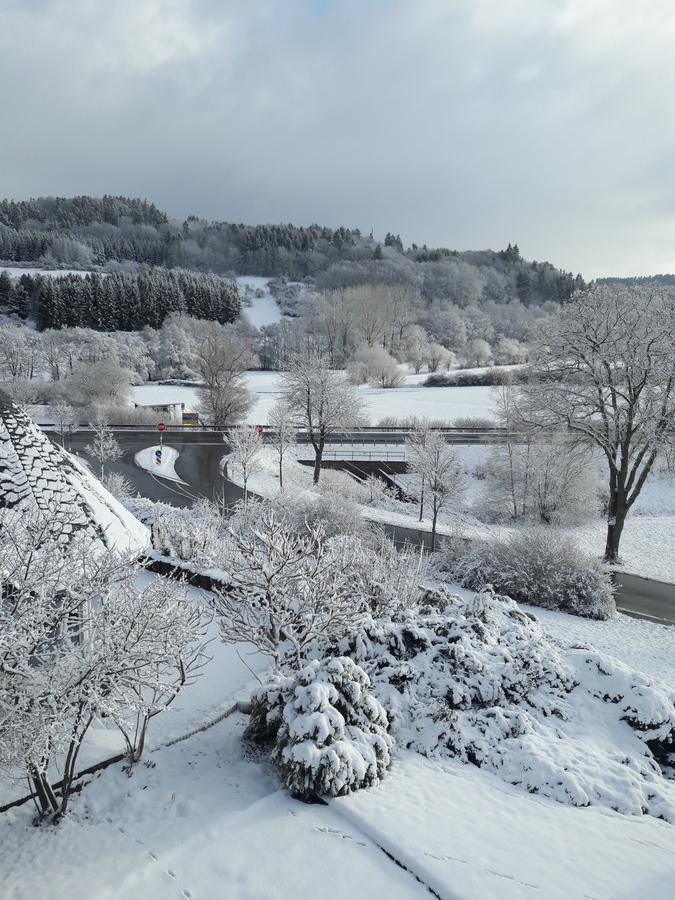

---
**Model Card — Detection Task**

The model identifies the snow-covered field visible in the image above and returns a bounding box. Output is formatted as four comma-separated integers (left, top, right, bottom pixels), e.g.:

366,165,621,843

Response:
0,266,96,279
129,371,497,426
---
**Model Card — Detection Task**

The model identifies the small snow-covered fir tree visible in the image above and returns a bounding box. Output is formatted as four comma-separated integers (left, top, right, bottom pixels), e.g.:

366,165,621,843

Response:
250,657,393,801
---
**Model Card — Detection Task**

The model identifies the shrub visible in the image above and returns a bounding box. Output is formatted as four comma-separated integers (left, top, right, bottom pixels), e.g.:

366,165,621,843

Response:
329,587,675,820
450,527,615,619
247,657,393,800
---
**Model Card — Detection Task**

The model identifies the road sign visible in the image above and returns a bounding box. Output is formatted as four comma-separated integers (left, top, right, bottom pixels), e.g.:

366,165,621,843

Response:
255,424,264,435
155,449,162,464
158,422,166,432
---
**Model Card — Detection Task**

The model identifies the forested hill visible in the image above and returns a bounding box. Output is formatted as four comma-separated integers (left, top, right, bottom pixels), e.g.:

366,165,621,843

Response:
0,194,583,306
597,274,675,286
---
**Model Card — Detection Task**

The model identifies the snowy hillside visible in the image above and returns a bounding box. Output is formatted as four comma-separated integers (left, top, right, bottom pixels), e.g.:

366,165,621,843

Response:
237,276,283,328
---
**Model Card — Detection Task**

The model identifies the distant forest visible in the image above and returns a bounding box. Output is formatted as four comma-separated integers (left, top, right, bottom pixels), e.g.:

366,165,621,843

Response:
0,195,584,308
597,274,675,286
0,268,240,331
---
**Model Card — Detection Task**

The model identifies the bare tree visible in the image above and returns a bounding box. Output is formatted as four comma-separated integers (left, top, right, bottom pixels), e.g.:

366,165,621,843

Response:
281,351,363,483
53,399,76,447
406,418,433,522
268,399,296,489
408,430,461,550
226,424,263,504
525,284,675,561
190,321,254,426
86,417,122,479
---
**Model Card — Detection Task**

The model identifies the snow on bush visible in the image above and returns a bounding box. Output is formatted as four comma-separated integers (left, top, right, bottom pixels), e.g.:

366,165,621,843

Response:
247,657,393,800
449,527,616,619
327,587,675,820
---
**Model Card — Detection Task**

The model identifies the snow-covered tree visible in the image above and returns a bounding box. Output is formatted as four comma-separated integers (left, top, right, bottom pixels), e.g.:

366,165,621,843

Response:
268,399,296,489
281,351,363,483
406,418,433,522
526,284,675,561
0,514,208,820
52,399,76,446
213,506,366,668
248,657,393,801
348,344,403,388
225,424,263,504
86,417,122,479
408,430,461,550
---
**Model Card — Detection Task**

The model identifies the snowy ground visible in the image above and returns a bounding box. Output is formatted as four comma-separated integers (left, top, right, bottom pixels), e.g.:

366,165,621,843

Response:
236,276,283,329
0,265,97,279
135,445,185,483
129,371,497,427
2,579,674,899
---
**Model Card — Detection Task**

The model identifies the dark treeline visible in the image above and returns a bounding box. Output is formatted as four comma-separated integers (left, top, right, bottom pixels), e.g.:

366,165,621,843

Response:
0,267,240,332
0,195,583,306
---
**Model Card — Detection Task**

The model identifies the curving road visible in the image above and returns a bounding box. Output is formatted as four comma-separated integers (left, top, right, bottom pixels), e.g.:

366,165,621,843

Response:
56,428,675,625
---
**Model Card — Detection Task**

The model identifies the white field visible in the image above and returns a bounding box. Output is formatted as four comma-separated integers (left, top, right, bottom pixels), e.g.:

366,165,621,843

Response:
130,371,497,427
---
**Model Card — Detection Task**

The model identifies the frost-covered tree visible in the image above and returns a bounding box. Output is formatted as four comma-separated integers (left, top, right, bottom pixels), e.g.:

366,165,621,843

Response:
268,399,296,489
406,418,433,522
213,506,366,667
427,342,452,372
52,399,76,446
281,351,363,483
408,430,461,550
86,417,122,479
526,284,675,561
0,515,208,820
348,344,403,388
225,424,263,504
403,324,431,373
190,320,254,425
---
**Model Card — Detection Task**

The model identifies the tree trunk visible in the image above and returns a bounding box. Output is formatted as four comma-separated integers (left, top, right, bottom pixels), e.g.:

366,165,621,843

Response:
313,441,324,484
279,454,283,489
604,510,626,562
418,476,425,522
431,504,438,552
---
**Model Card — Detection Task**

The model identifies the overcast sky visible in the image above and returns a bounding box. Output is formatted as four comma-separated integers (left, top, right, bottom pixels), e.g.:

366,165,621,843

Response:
1,0,674,278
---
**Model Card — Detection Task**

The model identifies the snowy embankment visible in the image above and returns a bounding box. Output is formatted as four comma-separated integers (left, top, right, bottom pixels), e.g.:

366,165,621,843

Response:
134,445,185,483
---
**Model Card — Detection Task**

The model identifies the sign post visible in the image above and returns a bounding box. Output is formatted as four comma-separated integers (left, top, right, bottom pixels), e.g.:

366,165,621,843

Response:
255,424,264,436
157,422,166,450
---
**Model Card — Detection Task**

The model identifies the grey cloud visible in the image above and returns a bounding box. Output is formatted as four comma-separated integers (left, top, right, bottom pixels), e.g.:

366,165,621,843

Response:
1,0,674,277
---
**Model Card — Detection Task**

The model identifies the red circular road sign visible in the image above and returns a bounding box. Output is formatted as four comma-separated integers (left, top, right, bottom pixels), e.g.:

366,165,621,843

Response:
255,424,264,434
157,422,166,432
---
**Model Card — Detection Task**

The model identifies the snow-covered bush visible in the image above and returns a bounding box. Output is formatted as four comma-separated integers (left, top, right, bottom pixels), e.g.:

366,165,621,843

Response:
247,657,393,800
450,527,615,619
0,515,209,821
151,504,225,567
329,587,675,820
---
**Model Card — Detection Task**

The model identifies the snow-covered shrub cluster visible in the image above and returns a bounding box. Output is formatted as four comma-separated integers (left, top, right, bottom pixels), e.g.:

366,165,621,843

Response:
213,504,424,666
247,657,393,800
327,586,675,820
449,527,615,619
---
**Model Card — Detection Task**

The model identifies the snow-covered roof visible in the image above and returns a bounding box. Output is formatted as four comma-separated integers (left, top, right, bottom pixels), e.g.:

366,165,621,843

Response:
0,391,149,555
